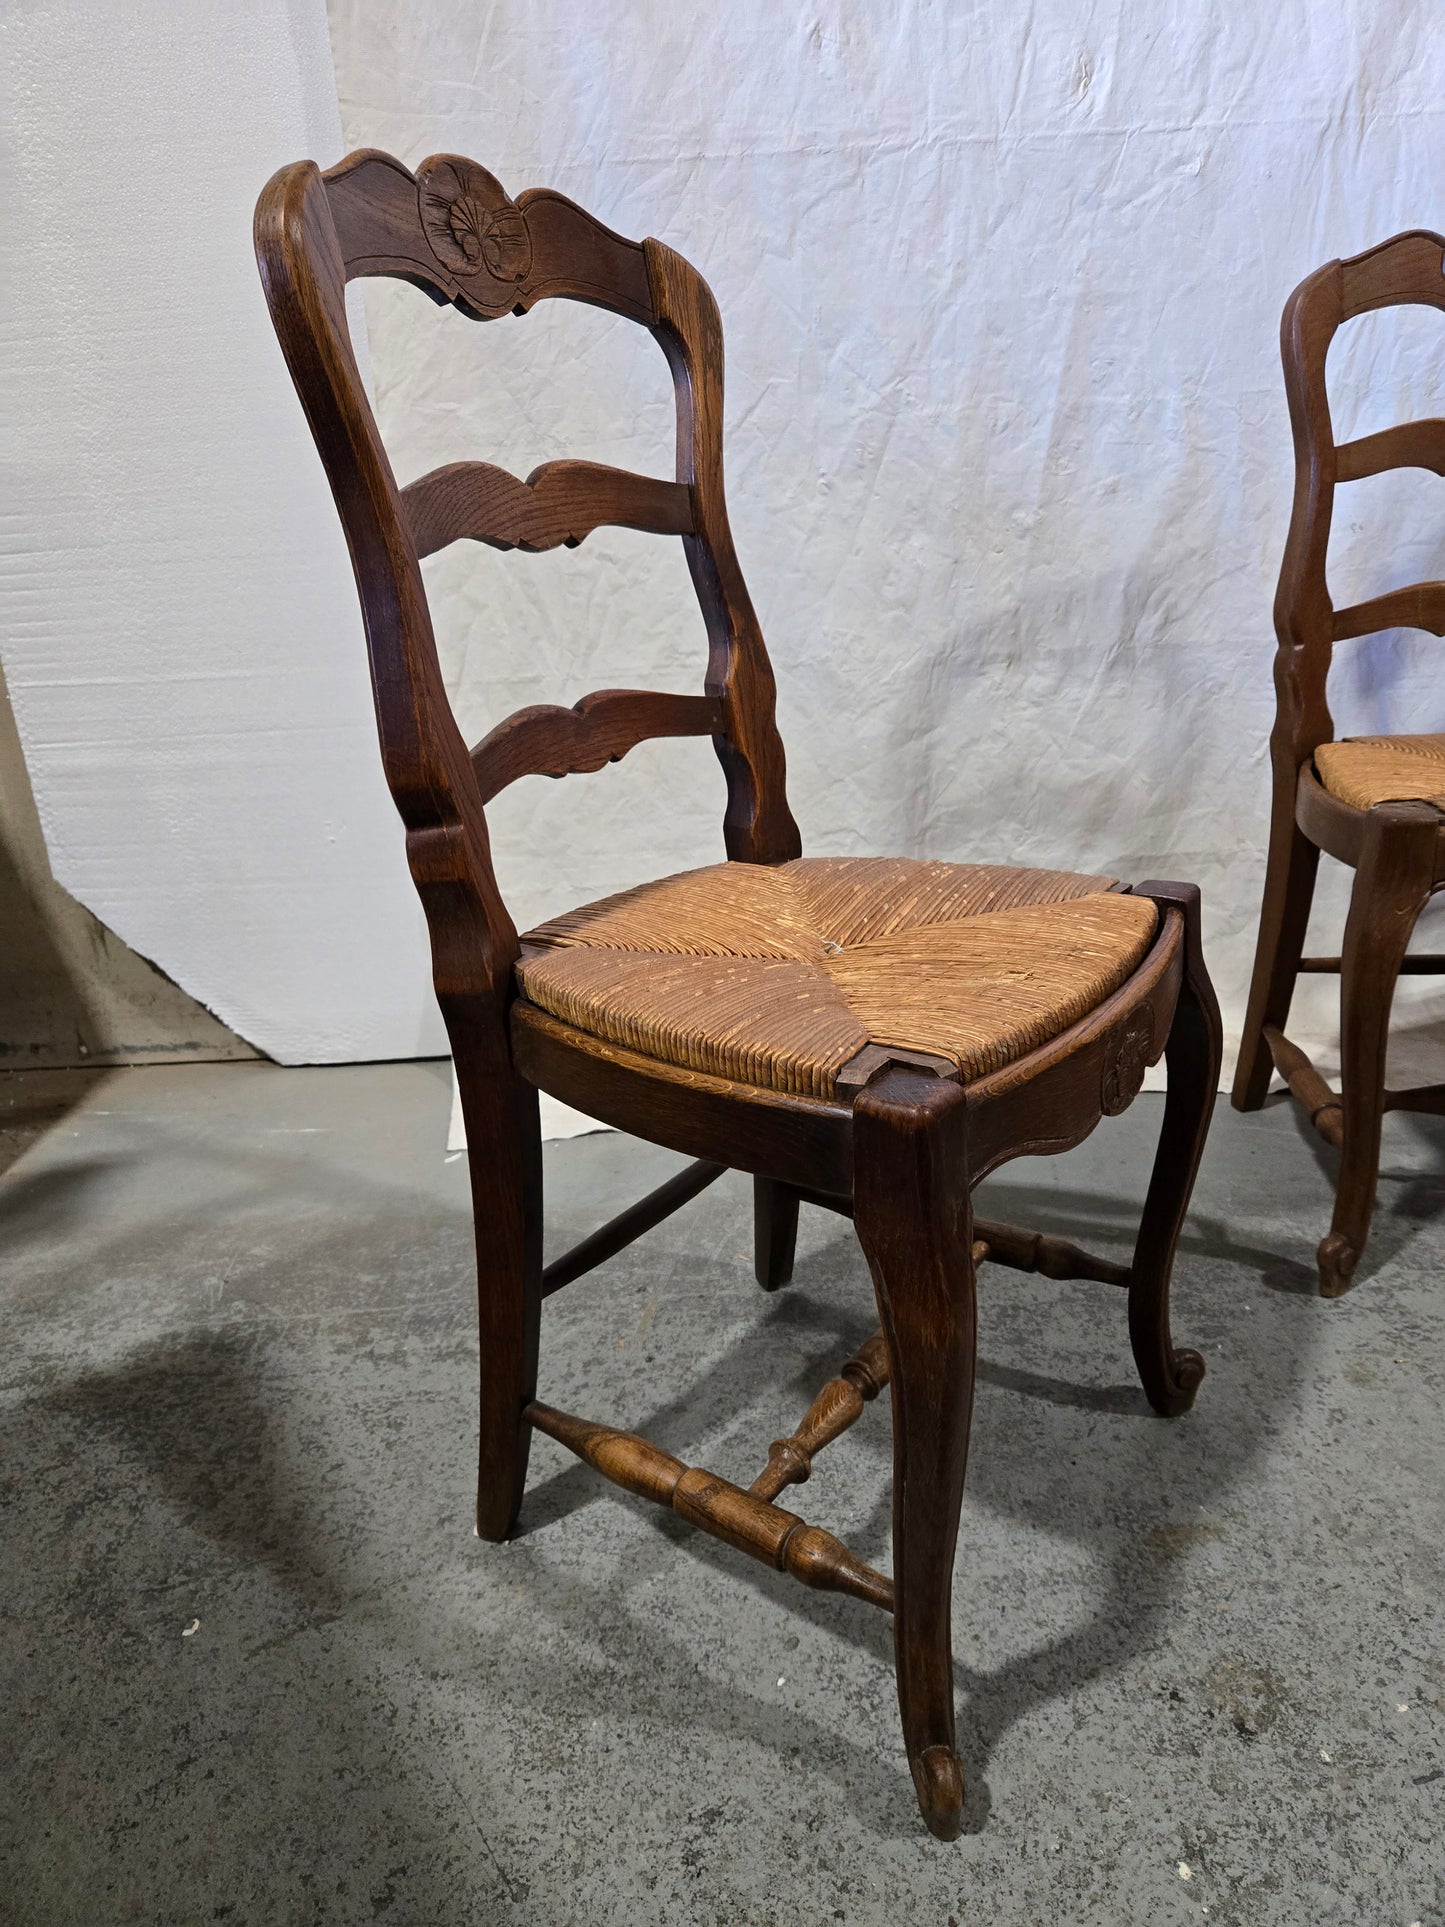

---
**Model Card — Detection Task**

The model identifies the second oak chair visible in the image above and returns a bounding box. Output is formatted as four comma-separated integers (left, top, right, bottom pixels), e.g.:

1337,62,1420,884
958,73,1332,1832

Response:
255,147,1221,1838
1235,231,1445,1296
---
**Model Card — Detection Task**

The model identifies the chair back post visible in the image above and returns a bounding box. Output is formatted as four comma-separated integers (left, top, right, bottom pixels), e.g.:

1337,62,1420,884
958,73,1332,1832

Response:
643,239,800,863
255,158,519,1025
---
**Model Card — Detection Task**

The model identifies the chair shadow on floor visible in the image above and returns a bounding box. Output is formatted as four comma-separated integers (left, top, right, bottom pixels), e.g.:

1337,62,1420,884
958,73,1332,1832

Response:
1265,1088,1445,1285
50,1325,352,1618
3,1142,1318,1855
3,1325,532,1923
512,1166,1317,1837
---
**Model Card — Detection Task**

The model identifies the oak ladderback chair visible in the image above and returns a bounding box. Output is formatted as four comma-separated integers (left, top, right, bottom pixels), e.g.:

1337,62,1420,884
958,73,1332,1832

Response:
1234,232,1445,1296
254,148,1221,1837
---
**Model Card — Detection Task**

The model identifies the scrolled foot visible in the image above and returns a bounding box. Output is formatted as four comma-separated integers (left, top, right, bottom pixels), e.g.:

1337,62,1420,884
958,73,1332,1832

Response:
1317,1233,1359,1298
910,1744,965,1840
1146,1347,1206,1418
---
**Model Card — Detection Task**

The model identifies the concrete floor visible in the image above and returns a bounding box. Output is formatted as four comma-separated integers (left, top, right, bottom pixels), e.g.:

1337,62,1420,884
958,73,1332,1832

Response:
1,1062,1443,1926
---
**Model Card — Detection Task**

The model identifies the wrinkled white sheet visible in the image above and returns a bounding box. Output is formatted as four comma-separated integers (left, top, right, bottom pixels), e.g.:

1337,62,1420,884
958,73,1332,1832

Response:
7,4,1445,1104
327,0,1445,1095
2,0,446,1064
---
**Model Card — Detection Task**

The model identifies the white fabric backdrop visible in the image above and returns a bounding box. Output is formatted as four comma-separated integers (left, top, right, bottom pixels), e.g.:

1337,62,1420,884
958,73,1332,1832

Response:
2,0,446,1065
7,3,1445,1093
325,0,1445,1091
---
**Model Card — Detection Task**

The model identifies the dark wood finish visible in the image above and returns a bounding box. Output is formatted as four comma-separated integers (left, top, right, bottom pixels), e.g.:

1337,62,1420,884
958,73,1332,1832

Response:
541,1158,724,1298
458,1032,544,1542
752,1176,799,1290
1233,230,1445,1292
1383,1081,1445,1115
1321,802,1439,1294
1335,420,1445,482
1298,955,1445,973
1292,766,1361,871
1263,1025,1344,1148
974,1218,1130,1288
403,458,692,557
324,149,657,322
786,1181,854,1217
741,1183,1135,1288
1128,884,1218,1414
526,1400,894,1611
754,1184,1133,1288
644,237,800,865
510,995,856,1195
853,1068,975,1841
1272,1025,1445,1139
472,689,722,804
749,1330,891,1500
1333,583,1445,642
964,902,1184,1181
835,1042,961,1094
255,148,1221,1837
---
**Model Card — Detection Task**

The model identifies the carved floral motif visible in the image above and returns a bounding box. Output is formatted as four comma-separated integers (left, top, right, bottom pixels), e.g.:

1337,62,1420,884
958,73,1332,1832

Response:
1101,1008,1153,1115
417,157,532,283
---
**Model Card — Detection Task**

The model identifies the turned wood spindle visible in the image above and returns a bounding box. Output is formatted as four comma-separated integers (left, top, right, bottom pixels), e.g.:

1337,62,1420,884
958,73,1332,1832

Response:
526,1399,894,1612
972,1217,1131,1287
749,1330,891,1502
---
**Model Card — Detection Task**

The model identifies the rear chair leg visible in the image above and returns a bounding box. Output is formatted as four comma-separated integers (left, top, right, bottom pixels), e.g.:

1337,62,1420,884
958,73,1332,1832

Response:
1234,765,1319,1112
1132,883,1223,1415
853,1068,976,1842
753,1176,800,1290
453,1016,543,1541
1320,804,1437,1296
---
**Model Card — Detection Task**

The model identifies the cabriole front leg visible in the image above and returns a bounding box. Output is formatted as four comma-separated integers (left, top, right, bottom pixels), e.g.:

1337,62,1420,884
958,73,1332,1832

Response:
1130,884,1222,1416
853,1067,976,1841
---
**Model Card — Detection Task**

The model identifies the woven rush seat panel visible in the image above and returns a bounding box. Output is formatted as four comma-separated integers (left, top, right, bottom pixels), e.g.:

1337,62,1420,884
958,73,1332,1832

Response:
516,857,1158,1098
1314,735,1445,812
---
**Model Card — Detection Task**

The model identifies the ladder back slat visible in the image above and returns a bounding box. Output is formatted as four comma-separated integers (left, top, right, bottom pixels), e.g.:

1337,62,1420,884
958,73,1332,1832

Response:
402,458,693,557
1335,420,1445,483
472,687,724,803
323,148,657,324
1338,230,1445,320
1332,582,1445,640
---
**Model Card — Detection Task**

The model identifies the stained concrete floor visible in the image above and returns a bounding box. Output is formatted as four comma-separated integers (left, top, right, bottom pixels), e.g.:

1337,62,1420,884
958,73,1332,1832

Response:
1,1061,1443,1926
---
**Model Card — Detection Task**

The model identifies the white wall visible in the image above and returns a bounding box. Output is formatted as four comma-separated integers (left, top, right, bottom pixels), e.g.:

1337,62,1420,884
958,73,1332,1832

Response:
6,3,1445,1086
1,1,444,1064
